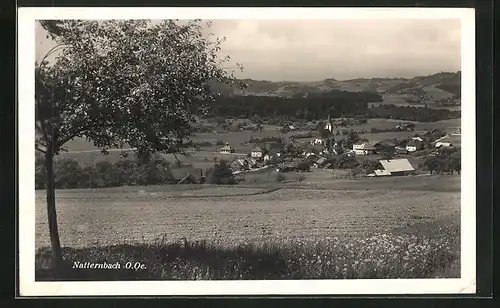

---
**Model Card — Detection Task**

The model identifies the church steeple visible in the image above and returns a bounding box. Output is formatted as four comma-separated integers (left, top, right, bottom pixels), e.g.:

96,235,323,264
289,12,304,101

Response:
325,111,333,133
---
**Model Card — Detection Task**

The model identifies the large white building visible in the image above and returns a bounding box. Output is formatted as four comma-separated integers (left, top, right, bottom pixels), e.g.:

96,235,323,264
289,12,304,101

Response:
251,146,263,158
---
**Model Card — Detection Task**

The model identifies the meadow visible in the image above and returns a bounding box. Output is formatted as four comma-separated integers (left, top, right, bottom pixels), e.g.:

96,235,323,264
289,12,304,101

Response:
35,174,460,280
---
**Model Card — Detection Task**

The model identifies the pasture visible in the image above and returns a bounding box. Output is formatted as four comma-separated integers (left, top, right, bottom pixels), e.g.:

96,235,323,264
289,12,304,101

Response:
35,175,460,250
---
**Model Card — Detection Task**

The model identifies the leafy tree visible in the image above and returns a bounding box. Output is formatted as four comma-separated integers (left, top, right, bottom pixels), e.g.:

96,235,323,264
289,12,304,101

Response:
296,160,311,172
424,157,440,175
336,154,359,169
448,152,461,175
35,20,242,269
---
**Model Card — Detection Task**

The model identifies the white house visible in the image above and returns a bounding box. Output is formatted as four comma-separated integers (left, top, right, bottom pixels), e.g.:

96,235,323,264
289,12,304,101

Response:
406,140,424,152
354,143,376,155
251,146,263,158
314,138,325,145
352,143,364,151
435,142,453,148
220,143,235,154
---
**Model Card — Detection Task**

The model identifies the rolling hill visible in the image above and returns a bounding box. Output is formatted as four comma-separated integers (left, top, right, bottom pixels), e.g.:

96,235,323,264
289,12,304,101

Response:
211,71,461,106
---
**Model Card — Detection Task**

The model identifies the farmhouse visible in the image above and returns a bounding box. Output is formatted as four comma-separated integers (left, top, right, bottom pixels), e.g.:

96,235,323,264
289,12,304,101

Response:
220,143,235,154
229,158,249,173
169,166,205,184
377,159,415,176
406,140,424,152
352,142,364,151
435,134,461,148
435,141,453,148
229,157,258,173
251,146,263,158
353,142,377,155
313,157,328,168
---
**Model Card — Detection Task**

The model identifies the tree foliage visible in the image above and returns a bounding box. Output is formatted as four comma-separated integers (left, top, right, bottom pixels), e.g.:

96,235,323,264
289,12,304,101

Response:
36,19,243,158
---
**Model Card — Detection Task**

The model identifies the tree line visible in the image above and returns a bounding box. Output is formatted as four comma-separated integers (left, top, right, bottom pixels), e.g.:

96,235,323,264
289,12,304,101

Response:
199,96,460,123
367,104,460,122
204,90,379,120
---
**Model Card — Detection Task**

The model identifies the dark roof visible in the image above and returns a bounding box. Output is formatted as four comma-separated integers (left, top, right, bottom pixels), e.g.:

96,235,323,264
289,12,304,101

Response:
169,166,203,180
265,142,285,151
252,146,262,152
375,140,396,147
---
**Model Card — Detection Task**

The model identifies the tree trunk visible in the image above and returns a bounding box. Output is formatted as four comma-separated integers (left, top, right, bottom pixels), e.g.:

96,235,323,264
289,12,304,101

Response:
45,148,63,269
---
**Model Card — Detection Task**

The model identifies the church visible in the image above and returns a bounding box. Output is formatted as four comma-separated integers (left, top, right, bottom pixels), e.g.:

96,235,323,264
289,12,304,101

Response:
312,113,336,152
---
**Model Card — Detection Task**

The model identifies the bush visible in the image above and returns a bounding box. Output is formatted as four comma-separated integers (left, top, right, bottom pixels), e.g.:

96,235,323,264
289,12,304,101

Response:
215,140,224,146
35,155,173,189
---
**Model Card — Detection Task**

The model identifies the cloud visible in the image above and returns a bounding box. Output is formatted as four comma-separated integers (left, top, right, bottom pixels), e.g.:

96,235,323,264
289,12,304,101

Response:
36,18,461,81
208,19,461,80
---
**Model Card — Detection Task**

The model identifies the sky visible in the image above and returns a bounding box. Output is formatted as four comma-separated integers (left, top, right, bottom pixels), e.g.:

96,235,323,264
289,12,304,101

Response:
36,19,461,82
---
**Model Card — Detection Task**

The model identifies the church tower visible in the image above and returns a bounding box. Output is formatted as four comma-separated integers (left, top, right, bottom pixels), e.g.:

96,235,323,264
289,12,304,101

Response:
325,112,333,133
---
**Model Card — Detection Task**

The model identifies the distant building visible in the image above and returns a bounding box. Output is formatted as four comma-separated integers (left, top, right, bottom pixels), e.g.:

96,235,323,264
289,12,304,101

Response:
325,113,334,133
220,143,235,154
229,158,249,173
353,142,376,155
251,146,263,158
406,140,424,152
435,142,453,148
169,166,205,184
314,138,325,145
313,157,328,168
229,157,258,173
352,142,364,152
376,159,415,176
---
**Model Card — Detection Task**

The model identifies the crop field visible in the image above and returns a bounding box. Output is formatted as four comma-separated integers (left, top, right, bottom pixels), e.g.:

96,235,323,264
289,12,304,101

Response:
35,175,460,251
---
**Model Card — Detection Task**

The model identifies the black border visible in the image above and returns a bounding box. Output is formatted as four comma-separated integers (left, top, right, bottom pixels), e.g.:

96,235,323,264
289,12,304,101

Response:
10,0,495,303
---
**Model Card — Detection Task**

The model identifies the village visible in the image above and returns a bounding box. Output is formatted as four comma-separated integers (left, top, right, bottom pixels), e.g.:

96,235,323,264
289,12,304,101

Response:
167,114,462,185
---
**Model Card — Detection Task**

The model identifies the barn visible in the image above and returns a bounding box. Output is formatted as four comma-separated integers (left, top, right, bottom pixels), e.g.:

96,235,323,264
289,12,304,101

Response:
376,159,415,176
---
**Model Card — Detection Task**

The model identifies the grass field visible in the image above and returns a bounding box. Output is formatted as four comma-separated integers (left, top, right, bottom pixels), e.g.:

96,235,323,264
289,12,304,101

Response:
35,174,461,280
35,175,460,250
